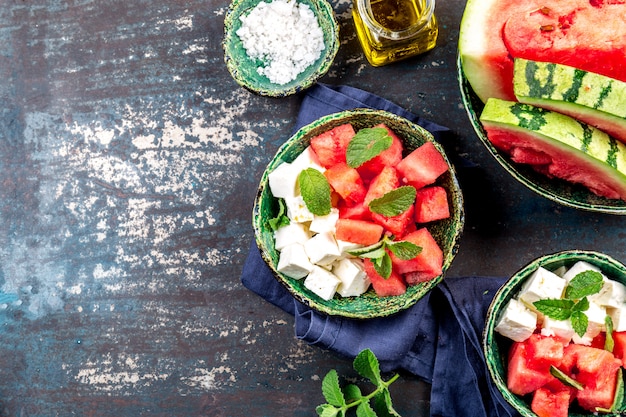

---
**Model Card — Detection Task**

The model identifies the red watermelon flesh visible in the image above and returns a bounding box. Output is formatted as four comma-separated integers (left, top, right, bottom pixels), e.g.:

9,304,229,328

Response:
484,126,626,201
363,259,407,297
459,0,626,103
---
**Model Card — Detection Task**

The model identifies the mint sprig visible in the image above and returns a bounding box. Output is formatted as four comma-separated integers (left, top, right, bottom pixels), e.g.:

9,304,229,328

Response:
533,270,604,337
316,349,401,417
268,198,290,231
346,127,393,168
368,186,416,217
298,168,332,216
347,235,421,279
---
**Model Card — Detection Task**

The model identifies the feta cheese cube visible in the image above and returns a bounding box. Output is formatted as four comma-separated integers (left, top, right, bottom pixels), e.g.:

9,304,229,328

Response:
592,278,626,308
494,298,538,342
609,305,626,332
304,232,341,266
276,243,314,279
336,240,364,256
274,222,311,251
268,162,299,199
519,267,566,309
290,146,325,175
309,208,339,234
333,258,370,297
304,266,341,300
284,195,315,223
540,316,575,344
562,261,602,283
572,301,607,345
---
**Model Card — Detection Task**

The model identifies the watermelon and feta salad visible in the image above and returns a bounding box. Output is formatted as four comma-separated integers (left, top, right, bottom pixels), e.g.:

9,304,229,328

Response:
266,123,451,301
494,261,626,416
459,0,626,202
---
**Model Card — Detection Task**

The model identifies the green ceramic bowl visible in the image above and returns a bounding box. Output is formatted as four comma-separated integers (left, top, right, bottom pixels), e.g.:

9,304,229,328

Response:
252,109,464,318
484,250,626,416
457,55,626,215
223,0,339,97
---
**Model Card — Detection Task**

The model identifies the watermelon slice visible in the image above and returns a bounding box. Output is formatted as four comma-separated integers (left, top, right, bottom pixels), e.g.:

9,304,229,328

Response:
335,218,383,246
459,0,626,103
396,142,448,190
513,58,626,144
480,98,626,201
414,186,450,223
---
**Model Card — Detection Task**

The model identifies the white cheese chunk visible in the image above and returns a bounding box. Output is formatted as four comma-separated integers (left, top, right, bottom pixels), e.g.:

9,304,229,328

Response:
290,146,325,175
277,243,314,279
609,305,626,332
274,222,311,251
540,316,575,344
572,301,607,345
268,161,300,199
519,267,566,310
592,278,626,309
284,195,315,223
309,208,339,234
304,232,341,266
333,258,370,297
494,298,538,342
304,266,341,300
336,240,364,256
562,261,602,283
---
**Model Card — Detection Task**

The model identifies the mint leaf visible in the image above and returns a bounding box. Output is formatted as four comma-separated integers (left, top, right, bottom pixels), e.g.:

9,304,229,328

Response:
373,389,402,417
356,401,377,417
353,349,383,386
373,252,392,279
268,199,290,231
322,370,346,407
347,241,384,257
565,270,603,300
533,299,575,320
343,384,363,405
346,127,392,168
353,246,387,260
387,240,421,261
298,168,331,216
369,186,416,217
571,310,589,337
315,404,341,417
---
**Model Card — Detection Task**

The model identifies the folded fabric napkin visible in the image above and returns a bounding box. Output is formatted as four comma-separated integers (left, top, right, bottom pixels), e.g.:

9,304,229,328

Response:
241,83,518,417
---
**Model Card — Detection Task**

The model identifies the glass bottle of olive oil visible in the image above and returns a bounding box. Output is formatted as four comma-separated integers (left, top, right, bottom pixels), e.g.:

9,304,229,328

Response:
352,0,438,66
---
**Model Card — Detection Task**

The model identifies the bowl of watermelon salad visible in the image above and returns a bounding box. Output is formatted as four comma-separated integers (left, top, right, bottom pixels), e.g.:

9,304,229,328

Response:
252,109,464,318
484,250,626,417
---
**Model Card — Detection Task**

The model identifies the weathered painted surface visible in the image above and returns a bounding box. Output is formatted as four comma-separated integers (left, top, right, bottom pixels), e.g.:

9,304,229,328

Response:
0,0,624,415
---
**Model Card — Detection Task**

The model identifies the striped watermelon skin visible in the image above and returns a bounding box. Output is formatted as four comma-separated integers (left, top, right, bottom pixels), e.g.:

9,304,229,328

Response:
514,58,626,144
480,98,626,201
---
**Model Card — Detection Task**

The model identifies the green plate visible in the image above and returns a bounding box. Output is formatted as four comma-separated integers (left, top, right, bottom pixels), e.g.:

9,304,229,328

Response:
223,0,339,97
457,54,626,215
484,250,626,416
253,109,465,318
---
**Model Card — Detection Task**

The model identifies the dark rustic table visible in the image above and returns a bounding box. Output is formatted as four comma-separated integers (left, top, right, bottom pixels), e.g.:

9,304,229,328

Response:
0,0,624,416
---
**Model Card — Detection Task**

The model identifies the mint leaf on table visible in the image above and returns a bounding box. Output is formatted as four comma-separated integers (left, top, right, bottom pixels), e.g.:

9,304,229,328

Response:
268,198,290,231
346,127,392,168
564,270,603,300
316,349,401,417
368,186,416,217
298,168,331,216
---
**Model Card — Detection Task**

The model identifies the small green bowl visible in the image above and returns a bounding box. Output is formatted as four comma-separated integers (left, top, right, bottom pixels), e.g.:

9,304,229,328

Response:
223,0,339,97
457,55,626,215
484,250,626,416
252,109,464,318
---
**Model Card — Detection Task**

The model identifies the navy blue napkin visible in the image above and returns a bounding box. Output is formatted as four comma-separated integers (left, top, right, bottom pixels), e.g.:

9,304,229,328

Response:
241,83,518,417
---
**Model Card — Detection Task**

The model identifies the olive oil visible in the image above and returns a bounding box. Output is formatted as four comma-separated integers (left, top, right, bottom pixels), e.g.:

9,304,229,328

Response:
352,0,438,66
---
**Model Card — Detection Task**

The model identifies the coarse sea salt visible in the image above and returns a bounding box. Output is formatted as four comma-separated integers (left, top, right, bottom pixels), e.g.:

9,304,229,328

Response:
236,0,326,85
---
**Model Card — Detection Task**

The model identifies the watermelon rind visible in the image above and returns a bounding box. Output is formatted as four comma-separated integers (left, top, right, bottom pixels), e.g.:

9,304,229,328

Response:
514,58,626,144
479,98,626,202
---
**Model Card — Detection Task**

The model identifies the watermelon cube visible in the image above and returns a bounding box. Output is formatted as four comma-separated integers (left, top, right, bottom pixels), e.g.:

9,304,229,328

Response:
310,123,355,168
363,259,406,297
525,333,564,372
613,331,626,362
324,163,367,206
414,186,450,223
507,341,555,396
337,200,371,221
396,142,449,189
390,228,443,281
364,166,400,205
371,204,415,238
531,387,570,417
335,218,383,246
356,124,404,181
